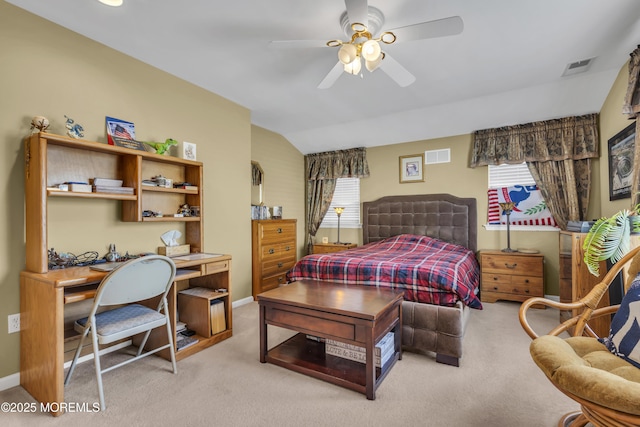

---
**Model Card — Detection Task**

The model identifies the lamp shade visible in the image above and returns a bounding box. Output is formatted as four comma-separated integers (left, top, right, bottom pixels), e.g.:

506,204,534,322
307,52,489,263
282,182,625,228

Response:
343,57,361,75
365,54,382,72
334,207,345,215
99,0,123,5
338,44,358,65
361,40,381,62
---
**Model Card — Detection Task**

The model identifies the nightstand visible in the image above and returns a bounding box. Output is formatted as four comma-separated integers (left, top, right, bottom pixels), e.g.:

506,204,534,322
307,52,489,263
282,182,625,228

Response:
478,250,544,303
312,242,357,254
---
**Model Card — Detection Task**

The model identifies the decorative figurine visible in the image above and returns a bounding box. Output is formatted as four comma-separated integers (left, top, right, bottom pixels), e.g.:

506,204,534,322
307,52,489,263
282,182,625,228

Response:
64,115,84,139
30,116,50,133
178,203,191,216
143,138,178,155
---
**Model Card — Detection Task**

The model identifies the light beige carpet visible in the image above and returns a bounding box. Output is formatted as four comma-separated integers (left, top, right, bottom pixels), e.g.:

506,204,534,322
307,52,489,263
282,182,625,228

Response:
0,300,580,426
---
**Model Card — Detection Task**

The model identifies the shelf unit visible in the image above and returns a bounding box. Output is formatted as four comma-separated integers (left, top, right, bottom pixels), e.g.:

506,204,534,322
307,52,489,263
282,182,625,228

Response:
24,132,204,273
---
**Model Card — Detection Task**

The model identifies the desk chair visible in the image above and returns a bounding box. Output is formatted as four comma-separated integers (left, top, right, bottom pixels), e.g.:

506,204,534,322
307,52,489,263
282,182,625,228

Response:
64,255,178,411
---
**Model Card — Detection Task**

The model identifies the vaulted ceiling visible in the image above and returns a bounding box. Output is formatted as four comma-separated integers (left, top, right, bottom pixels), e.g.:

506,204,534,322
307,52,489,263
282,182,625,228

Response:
7,0,640,154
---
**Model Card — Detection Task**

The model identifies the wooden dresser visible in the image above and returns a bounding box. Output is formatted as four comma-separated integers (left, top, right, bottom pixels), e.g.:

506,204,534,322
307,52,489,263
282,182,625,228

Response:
479,250,544,303
558,231,609,336
252,219,297,298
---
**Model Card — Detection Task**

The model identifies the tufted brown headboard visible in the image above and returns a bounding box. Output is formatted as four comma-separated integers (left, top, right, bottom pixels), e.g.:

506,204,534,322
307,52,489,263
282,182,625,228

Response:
362,194,477,252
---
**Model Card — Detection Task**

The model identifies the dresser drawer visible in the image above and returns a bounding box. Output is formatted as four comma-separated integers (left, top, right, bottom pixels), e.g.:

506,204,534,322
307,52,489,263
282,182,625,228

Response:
257,222,296,243
481,253,543,276
261,274,288,292
262,258,296,278
261,242,296,261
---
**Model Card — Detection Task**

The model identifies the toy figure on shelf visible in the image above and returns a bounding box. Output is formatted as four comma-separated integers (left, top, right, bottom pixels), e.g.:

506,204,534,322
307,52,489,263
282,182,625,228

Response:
178,203,191,216
143,138,178,155
30,116,50,133
64,115,84,139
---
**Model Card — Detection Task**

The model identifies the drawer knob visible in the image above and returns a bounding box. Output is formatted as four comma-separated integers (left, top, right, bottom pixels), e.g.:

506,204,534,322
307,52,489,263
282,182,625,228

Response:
277,262,283,268
278,276,284,283
524,279,529,283
285,246,290,251
525,289,530,293
277,228,283,233
492,276,498,281
493,286,498,291
505,263,517,269
269,248,275,254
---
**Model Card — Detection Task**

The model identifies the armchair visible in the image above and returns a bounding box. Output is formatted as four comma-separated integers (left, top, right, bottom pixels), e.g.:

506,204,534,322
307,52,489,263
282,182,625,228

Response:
519,246,640,427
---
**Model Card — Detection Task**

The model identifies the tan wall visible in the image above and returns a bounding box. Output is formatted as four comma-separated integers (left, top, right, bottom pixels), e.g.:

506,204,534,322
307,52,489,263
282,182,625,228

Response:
598,61,636,217
0,3,252,378
250,126,306,258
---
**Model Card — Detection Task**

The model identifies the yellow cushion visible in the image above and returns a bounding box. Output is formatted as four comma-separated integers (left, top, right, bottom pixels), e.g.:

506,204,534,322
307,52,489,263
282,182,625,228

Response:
530,335,640,416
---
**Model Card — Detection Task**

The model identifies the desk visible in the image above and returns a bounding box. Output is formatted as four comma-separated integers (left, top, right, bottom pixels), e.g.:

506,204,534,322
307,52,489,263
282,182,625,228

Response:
20,254,232,416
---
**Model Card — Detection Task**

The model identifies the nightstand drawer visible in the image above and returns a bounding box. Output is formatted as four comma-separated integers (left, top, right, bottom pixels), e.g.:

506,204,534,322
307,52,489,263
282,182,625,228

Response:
481,253,543,276
482,273,543,296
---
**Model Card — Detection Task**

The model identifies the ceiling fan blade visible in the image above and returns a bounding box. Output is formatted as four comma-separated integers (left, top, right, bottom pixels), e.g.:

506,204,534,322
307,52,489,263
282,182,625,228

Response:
389,16,464,42
378,54,416,87
268,40,328,49
317,61,344,89
345,0,369,28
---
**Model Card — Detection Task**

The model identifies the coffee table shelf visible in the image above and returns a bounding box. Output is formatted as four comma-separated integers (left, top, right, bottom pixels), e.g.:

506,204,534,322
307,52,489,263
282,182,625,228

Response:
265,333,399,395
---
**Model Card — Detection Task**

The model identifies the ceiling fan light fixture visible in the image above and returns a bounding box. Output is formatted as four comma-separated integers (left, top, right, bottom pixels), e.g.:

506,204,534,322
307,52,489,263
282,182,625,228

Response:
338,43,358,65
365,55,382,72
344,57,362,75
361,40,381,62
98,0,123,6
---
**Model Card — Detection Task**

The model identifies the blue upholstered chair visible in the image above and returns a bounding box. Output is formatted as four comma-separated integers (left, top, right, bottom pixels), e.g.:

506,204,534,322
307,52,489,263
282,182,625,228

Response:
64,255,178,410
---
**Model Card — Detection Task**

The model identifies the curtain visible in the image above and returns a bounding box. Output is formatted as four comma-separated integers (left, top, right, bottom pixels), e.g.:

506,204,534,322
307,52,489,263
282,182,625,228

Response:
305,148,369,254
470,113,599,230
623,46,640,207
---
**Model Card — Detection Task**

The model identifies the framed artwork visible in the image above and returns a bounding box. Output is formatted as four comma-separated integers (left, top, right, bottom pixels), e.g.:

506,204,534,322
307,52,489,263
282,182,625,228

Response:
608,121,636,201
399,154,425,183
181,141,197,161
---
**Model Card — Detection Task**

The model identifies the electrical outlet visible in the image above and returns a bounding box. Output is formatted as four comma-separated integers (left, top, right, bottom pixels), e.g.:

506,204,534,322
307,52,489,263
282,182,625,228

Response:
8,314,20,334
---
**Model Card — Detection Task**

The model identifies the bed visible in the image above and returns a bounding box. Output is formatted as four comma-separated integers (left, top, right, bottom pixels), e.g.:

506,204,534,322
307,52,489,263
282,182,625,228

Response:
286,194,481,366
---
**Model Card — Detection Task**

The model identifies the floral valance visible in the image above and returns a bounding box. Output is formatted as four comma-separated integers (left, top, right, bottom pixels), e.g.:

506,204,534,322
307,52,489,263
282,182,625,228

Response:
469,113,599,167
306,147,370,180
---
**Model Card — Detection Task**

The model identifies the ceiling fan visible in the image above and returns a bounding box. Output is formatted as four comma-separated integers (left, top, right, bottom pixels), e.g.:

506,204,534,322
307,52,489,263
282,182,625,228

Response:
269,0,464,89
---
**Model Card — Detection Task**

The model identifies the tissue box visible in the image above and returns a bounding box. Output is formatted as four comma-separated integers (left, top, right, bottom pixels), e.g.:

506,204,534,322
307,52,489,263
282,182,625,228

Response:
157,244,190,257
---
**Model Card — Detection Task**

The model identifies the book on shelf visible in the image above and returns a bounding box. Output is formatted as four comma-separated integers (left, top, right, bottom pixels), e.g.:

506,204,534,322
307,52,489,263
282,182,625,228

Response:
325,331,396,367
93,185,134,194
176,333,198,350
92,177,123,187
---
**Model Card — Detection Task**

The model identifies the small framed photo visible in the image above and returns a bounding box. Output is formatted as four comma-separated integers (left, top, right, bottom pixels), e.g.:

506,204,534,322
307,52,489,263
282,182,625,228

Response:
608,122,635,201
180,141,197,161
399,154,425,183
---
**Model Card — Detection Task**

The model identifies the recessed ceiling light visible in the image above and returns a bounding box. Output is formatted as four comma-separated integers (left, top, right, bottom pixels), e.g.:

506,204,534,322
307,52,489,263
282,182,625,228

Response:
99,0,123,6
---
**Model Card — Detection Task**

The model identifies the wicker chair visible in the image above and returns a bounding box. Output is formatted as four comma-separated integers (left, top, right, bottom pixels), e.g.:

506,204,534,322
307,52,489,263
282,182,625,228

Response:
519,246,640,427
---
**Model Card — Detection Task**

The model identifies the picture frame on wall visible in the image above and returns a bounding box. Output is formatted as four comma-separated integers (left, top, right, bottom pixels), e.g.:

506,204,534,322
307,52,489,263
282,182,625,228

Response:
399,154,425,183
608,121,636,201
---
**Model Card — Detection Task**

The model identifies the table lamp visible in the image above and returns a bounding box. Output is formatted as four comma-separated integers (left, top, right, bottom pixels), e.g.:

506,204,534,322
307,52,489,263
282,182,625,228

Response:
499,201,516,253
334,207,345,244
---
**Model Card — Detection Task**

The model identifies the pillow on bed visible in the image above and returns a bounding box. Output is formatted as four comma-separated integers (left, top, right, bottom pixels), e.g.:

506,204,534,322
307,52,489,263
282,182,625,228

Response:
599,273,640,368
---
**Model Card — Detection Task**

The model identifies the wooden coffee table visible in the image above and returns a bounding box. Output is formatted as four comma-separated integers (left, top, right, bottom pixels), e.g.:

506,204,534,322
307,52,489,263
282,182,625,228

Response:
258,280,403,400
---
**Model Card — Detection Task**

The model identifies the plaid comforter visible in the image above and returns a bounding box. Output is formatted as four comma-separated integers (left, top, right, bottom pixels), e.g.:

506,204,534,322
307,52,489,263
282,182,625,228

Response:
286,234,482,309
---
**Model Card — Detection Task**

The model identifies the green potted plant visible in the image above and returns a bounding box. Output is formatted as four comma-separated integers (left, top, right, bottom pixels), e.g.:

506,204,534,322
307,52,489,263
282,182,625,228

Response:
583,203,640,276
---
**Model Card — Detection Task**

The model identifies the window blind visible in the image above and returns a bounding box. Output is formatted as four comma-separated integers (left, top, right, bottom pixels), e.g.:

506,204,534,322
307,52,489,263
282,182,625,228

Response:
488,163,536,188
319,178,361,229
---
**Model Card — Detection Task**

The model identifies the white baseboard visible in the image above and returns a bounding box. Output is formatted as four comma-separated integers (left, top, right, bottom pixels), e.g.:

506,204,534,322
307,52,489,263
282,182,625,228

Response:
1,297,256,392
0,372,20,391
232,296,254,308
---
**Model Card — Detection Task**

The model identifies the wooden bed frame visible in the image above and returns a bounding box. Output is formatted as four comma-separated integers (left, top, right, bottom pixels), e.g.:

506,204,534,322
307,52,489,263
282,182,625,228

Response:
362,193,478,367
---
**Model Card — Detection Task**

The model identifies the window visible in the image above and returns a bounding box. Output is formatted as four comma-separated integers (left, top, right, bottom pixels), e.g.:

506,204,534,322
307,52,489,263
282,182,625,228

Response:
486,163,557,230
319,178,361,229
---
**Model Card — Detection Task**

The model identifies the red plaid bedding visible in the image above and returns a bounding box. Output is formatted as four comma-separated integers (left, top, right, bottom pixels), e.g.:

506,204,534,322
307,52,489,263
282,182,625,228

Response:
286,234,482,309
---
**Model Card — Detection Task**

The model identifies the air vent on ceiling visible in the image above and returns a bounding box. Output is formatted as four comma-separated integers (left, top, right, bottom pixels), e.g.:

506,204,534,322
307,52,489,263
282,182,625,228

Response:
425,148,450,165
562,57,595,77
